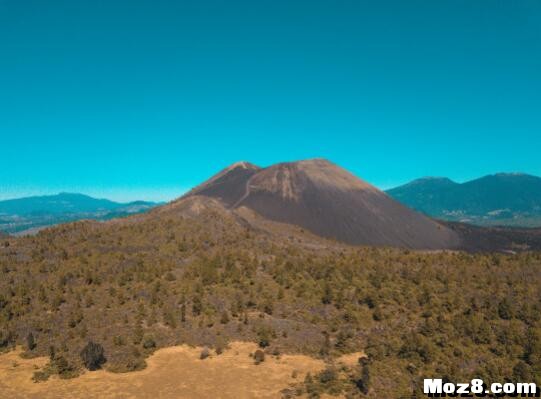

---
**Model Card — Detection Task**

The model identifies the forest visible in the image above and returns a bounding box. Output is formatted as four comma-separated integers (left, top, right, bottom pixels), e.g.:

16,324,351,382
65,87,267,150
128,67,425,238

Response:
1,207,540,398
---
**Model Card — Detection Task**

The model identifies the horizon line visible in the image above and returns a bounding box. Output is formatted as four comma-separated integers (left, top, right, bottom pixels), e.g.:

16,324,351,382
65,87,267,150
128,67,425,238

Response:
1,169,539,203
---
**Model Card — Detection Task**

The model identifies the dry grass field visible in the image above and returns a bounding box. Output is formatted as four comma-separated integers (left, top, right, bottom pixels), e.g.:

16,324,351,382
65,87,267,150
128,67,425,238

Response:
0,342,337,399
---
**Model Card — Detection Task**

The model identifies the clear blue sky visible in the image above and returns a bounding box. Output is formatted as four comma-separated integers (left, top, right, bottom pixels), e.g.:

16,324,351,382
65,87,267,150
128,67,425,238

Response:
1,0,540,202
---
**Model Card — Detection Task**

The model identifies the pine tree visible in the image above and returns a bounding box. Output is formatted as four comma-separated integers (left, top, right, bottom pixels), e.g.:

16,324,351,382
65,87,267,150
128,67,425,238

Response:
80,341,106,371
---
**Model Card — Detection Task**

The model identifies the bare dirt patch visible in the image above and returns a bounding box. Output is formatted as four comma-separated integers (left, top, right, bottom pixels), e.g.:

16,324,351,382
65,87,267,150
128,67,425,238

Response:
0,342,326,399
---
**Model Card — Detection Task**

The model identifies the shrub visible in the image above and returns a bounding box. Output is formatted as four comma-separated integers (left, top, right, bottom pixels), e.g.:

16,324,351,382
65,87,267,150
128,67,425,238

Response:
32,370,49,382
26,332,36,351
200,347,210,359
142,335,156,349
513,360,532,381
53,355,70,374
304,373,320,398
372,306,383,321
355,359,370,394
220,311,229,324
321,283,333,304
254,349,265,365
258,328,271,348
80,341,106,371
49,355,77,378
192,296,202,316
0,329,14,348
498,298,513,320
318,367,337,384
180,303,186,322
113,335,126,346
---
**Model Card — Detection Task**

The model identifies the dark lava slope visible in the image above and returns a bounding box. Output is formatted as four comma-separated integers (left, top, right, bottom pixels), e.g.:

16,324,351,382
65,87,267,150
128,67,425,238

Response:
187,159,460,249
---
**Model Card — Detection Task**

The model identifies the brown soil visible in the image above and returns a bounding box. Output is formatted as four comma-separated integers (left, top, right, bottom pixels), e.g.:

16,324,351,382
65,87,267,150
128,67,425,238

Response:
0,342,326,399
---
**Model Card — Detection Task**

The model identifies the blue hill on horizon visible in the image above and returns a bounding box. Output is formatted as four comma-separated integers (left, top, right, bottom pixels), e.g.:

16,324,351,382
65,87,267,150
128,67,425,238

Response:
0,192,163,235
387,173,541,227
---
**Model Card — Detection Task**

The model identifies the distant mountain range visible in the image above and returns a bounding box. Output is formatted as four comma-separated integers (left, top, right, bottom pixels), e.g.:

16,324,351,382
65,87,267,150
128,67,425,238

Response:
0,193,160,235
2,169,540,239
386,173,541,227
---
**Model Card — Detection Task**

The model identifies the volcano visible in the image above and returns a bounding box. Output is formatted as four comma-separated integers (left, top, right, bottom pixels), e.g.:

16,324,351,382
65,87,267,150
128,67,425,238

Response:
185,159,460,249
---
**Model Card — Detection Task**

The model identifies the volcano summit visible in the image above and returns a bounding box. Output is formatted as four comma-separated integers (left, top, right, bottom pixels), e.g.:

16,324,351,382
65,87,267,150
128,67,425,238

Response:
185,159,460,249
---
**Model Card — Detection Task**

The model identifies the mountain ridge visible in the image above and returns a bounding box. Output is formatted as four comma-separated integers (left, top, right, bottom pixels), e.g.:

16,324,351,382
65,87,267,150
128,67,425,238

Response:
0,192,160,234
387,172,541,227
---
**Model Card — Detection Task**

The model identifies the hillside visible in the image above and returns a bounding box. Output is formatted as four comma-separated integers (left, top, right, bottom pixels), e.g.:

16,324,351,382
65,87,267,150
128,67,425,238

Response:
0,193,159,234
387,173,541,227
188,159,460,250
1,191,541,398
